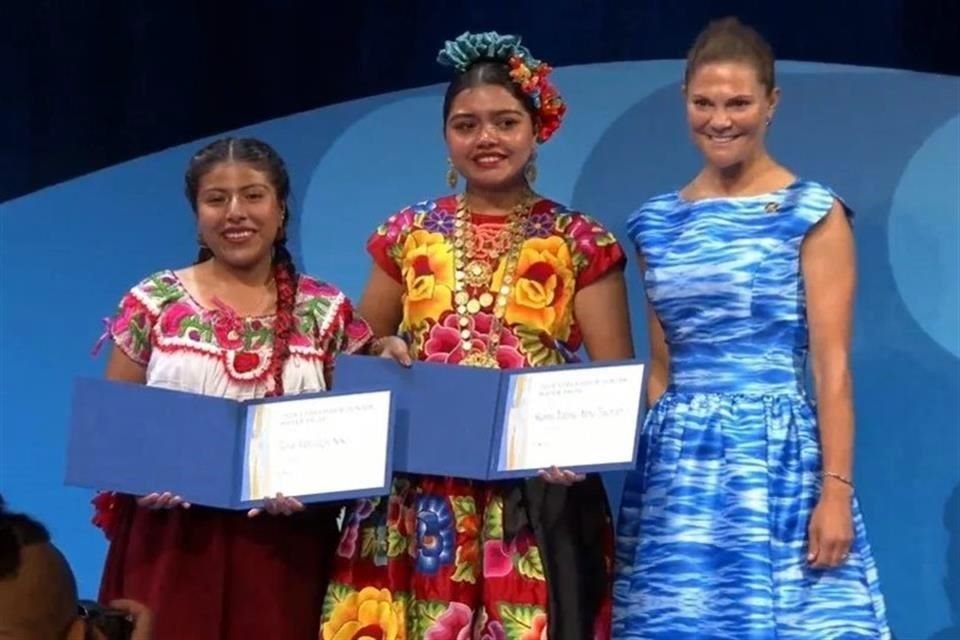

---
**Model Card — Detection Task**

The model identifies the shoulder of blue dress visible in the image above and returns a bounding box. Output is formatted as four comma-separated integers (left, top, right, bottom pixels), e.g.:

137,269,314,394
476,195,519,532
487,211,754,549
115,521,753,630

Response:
782,180,854,235
785,179,853,222
624,192,680,240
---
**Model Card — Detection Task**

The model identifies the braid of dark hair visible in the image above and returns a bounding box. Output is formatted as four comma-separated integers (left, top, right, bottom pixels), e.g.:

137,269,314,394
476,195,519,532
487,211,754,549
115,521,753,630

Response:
267,235,297,398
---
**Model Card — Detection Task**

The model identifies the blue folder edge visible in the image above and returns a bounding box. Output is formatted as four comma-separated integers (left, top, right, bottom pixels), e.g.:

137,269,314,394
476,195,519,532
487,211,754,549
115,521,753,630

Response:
334,356,504,480
485,358,648,480
65,378,241,508
65,378,396,510
334,355,647,482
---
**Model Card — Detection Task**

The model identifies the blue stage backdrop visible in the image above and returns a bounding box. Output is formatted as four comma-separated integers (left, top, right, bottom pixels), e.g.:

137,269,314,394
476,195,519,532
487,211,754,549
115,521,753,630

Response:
1,60,957,639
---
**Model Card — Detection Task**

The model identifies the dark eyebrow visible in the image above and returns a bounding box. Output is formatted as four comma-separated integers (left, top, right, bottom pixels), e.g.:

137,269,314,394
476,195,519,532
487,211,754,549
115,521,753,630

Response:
199,182,271,195
690,94,754,101
448,109,525,120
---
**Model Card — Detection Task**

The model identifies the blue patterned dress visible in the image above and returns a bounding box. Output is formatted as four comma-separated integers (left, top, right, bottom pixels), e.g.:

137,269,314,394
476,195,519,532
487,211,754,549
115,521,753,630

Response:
613,180,890,639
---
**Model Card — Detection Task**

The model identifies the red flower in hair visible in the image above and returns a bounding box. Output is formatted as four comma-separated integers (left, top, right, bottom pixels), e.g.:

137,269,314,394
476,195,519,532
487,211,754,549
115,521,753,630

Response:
507,56,566,143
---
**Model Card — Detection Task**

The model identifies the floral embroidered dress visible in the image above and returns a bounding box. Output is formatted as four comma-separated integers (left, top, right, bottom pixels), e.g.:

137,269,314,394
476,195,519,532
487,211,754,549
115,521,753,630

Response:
96,270,372,640
320,195,626,640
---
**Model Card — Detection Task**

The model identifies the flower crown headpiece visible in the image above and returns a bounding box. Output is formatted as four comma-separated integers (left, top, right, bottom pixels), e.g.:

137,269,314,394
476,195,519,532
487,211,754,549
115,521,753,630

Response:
437,31,566,144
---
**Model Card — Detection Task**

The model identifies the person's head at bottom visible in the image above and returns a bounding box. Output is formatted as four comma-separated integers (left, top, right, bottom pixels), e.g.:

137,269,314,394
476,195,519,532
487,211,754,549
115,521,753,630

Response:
0,499,150,640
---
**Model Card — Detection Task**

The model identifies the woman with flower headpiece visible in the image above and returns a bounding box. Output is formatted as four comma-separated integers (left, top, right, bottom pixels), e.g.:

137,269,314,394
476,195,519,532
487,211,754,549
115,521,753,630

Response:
319,32,633,640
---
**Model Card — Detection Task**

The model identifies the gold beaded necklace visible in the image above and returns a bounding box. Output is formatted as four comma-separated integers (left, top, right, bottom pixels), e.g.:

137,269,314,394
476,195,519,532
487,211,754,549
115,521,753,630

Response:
452,192,535,368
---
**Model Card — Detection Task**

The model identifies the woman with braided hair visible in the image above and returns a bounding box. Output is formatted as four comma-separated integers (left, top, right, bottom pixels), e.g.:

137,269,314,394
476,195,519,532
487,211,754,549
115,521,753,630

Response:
93,137,404,639
319,33,633,640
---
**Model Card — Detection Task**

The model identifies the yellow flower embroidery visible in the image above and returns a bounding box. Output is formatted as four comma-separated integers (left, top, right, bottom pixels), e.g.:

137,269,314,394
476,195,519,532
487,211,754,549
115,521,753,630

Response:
399,230,455,329
322,586,405,640
492,236,575,339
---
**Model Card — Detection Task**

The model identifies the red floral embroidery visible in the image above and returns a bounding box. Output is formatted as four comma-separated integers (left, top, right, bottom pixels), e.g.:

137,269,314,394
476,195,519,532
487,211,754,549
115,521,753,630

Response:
159,301,194,337
297,277,340,298
211,313,245,351
423,313,525,369
425,602,473,639
233,352,261,373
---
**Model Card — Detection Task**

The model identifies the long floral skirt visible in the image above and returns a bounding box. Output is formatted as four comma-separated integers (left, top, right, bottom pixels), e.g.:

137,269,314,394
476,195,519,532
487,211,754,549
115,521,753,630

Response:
320,474,613,639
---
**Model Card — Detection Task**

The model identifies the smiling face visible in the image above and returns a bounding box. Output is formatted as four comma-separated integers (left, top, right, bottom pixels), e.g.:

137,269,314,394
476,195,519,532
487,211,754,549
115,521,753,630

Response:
685,60,778,171
444,83,537,193
194,161,284,270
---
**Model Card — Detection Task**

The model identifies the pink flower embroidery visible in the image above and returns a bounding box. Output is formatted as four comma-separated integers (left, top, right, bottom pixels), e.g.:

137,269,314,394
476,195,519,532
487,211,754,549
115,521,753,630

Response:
483,530,535,578
564,214,605,257
209,298,246,350
482,540,514,578
159,302,194,337
287,327,312,348
424,602,473,640
423,313,524,368
110,294,142,335
298,277,340,298
345,318,372,343
473,610,506,640
212,316,244,350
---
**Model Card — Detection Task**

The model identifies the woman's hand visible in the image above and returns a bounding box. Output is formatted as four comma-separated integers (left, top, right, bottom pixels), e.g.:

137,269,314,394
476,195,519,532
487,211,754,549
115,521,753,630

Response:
136,492,190,510
373,335,413,367
538,465,586,486
247,493,305,518
108,599,153,640
807,484,854,568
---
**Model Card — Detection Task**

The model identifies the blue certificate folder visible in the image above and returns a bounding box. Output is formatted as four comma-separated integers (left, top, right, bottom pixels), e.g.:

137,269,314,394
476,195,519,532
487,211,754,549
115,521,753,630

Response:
64,378,396,509
333,355,646,480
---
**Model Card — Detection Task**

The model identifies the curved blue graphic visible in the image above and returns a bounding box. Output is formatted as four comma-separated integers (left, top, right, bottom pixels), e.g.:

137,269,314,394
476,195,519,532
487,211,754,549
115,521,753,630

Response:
888,114,960,358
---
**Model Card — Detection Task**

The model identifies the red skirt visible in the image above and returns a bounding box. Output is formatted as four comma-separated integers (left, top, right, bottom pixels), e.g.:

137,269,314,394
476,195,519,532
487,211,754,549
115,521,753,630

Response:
98,495,340,640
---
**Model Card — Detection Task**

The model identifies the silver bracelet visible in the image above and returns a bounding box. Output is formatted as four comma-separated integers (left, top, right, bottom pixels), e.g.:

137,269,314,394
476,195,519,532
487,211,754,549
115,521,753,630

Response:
822,471,855,489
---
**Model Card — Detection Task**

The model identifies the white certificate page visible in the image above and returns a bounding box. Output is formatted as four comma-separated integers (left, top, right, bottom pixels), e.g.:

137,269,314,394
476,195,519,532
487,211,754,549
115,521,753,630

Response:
498,363,644,471
241,390,391,501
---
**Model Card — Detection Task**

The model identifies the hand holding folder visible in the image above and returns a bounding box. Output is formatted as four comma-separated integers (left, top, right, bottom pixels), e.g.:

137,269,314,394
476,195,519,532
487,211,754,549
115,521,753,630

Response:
333,355,647,479
65,379,396,510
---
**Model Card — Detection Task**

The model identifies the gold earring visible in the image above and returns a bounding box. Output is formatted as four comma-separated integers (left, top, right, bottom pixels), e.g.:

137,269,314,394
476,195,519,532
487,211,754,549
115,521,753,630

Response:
524,159,538,184
446,158,459,189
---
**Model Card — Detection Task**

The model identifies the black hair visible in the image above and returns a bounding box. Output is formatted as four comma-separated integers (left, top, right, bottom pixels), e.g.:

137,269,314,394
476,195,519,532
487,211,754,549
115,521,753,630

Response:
442,59,539,126
0,497,51,579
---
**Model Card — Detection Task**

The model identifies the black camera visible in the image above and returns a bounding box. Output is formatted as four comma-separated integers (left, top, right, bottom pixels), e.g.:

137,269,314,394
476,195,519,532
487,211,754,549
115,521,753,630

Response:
78,600,134,640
